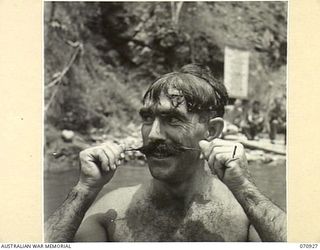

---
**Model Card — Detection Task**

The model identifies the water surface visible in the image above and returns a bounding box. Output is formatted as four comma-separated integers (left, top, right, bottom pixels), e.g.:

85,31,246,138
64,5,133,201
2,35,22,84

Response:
44,161,286,220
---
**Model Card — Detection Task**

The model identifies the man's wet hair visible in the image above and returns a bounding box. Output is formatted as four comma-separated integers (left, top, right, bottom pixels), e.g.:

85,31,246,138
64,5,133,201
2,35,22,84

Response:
143,64,229,118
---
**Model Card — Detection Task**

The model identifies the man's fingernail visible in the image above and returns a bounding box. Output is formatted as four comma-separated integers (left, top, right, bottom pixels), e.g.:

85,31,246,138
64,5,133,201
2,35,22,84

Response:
199,153,203,160
120,153,125,158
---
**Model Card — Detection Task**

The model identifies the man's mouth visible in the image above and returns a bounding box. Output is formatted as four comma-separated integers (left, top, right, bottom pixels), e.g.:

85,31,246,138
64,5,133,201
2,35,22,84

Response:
148,149,174,159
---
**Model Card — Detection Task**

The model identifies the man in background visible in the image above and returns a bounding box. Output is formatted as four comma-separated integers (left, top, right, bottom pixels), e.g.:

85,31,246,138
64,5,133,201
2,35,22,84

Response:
242,100,265,140
269,97,286,144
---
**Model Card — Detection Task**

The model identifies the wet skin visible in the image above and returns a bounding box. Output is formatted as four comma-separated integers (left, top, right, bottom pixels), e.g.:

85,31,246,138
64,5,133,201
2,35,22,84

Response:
74,89,261,242
77,179,254,242
140,89,206,184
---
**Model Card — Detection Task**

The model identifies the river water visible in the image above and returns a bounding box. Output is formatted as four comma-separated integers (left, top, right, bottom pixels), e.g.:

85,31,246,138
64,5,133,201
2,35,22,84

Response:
44,160,286,220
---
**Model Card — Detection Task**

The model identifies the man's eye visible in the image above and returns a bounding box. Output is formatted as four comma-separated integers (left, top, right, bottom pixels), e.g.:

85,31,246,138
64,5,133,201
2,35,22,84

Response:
166,116,180,124
142,115,154,123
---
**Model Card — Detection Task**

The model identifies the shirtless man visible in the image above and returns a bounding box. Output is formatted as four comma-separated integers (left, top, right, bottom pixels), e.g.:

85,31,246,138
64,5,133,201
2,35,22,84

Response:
45,64,286,242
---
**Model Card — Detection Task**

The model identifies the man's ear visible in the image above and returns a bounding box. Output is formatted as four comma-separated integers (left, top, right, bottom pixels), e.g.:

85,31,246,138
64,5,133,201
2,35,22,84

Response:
207,117,224,139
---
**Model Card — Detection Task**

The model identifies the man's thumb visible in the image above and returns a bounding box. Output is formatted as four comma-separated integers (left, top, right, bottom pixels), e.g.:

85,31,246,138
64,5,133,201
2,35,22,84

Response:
198,140,209,149
198,140,211,159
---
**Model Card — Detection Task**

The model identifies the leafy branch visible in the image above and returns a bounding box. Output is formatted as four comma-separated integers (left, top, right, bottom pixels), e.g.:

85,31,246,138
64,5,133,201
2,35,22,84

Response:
45,41,83,112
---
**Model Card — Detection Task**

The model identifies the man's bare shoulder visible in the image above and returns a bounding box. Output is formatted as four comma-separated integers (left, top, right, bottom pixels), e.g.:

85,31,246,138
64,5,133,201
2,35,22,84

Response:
75,185,146,242
84,184,148,219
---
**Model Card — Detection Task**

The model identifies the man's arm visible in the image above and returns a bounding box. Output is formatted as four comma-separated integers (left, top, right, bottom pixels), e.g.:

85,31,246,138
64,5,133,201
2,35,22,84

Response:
233,180,286,242
248,224,261,242
269,108,278,122
73,214,109,242
199,139,286,242
256,113,264,124
247,112,253,124
45,142,124,242
44,184,100,242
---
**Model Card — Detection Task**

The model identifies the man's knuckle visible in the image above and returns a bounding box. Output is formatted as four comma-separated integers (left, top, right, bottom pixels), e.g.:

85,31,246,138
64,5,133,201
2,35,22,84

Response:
209,154,215,164
236,143,244,149
216,154,223,161
95,147,104,154
102,142,112,149
79,150,88,159
212,138,220,143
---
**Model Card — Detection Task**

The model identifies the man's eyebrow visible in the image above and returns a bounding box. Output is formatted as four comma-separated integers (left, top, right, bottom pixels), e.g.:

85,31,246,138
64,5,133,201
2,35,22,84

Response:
139,107,153,116
139,107,187,120
158,108,187,119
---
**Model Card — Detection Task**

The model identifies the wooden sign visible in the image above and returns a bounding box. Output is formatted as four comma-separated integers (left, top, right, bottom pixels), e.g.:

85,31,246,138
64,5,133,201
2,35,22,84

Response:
223,46,250,99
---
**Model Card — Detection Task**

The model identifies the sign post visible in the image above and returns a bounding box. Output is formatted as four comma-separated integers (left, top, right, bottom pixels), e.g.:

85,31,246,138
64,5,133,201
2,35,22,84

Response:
224,46,250,99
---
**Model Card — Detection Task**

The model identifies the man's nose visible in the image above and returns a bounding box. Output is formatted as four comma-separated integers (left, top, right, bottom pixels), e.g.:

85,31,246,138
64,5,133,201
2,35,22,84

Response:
148,118,165,141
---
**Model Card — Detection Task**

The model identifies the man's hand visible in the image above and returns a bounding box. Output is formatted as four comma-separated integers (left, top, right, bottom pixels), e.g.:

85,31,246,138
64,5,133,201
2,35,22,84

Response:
78,142,125,191
199,139,287,242
199,139,251,191
45,142,125,242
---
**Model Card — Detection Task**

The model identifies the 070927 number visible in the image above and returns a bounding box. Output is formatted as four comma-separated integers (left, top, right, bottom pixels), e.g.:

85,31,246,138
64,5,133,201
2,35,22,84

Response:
300,244,318,248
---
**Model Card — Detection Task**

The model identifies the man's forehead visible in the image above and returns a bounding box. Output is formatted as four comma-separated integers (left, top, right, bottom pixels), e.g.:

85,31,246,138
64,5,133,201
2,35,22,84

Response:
144,88,188,113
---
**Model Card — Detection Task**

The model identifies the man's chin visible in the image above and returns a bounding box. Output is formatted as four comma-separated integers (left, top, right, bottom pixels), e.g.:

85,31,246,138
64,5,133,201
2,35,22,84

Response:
146,155,176,180
147,155,175,164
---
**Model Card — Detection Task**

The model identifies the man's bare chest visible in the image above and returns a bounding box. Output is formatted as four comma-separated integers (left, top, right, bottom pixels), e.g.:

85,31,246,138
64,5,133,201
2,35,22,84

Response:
104,200,249,242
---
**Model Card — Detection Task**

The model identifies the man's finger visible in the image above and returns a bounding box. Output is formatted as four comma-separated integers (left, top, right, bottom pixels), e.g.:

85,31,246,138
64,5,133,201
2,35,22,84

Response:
199,140,231,159
215,152,241,169
211,138,238,146
213,147,232,154
79,152,101,177
207,153,225,179
100,146,116,169
207,151,216,168
108,143,124,157
199,140,212,159
96,149,110,173
106,144,124,168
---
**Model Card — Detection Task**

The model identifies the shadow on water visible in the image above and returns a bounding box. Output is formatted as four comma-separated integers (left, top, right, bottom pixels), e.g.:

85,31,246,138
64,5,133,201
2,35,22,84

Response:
44,160,286,221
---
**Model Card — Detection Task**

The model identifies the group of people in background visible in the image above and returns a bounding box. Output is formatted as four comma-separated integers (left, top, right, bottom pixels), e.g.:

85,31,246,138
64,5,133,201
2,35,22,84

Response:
226,97,286,144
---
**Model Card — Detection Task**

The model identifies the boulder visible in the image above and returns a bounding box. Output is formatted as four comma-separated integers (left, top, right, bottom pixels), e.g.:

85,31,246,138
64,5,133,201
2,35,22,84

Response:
61,129,74,142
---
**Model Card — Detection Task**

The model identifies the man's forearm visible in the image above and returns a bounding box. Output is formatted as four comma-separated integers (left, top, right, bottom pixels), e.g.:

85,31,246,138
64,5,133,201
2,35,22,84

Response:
231,180,287,242
44,184,100,242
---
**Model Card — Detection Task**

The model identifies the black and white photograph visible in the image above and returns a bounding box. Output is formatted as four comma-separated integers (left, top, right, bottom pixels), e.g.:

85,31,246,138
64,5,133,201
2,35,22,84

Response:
43,1,287,242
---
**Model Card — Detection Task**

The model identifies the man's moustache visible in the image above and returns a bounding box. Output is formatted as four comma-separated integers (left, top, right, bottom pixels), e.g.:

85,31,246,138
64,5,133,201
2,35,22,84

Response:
137,141,187,156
